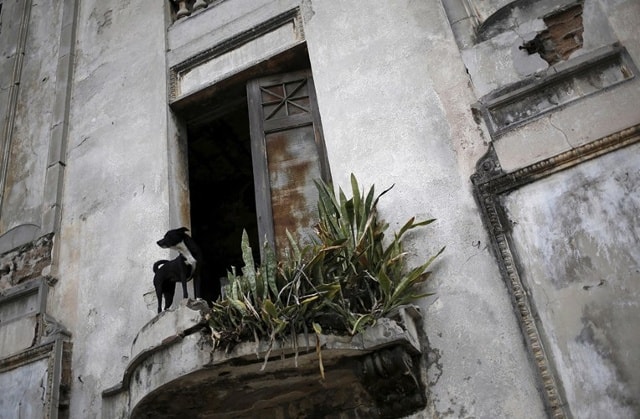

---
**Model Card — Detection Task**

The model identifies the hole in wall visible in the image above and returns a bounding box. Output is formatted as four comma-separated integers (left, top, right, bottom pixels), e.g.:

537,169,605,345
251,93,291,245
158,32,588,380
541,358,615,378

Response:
520,3,584,65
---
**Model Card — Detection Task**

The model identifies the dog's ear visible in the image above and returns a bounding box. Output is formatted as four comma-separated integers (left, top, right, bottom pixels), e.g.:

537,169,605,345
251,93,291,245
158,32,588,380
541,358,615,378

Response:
178,227,189,233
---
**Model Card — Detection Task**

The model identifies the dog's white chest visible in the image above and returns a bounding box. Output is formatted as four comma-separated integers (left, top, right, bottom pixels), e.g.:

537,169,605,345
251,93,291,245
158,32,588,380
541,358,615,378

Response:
174,242,197,268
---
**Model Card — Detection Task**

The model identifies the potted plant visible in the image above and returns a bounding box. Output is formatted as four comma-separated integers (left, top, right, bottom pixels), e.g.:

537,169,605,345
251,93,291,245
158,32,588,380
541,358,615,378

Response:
207,174,444,373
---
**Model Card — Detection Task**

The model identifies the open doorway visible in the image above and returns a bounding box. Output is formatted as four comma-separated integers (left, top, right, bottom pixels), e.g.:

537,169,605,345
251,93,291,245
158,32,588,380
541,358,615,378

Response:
172,44,326,301
187,100,260,298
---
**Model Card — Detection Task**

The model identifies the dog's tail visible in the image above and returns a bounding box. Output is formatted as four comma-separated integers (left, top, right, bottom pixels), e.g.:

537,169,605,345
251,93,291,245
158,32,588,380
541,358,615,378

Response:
153,260,170,273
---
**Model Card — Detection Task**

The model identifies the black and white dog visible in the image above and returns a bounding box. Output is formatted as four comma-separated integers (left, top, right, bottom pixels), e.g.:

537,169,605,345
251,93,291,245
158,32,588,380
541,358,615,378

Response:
156,227,222,304
152,256,192,313
156,227,202,298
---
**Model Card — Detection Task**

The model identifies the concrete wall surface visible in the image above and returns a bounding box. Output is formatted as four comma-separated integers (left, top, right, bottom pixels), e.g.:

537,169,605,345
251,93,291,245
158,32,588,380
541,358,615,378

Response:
504,142,640,418
0,0,636,418
0,0,66,236
304,1,545,417
51,1,172,417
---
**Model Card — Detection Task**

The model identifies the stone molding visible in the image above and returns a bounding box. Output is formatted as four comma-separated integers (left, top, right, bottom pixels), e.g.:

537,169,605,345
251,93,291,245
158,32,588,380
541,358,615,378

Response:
0,0,33,215
168,6,304,102
475,44,637,138
471,123,640,419
0,0,79,246
42,0,80,236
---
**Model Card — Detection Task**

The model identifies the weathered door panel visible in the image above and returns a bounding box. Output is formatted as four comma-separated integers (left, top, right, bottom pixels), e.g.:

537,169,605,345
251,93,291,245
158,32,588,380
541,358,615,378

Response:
247,70,330,255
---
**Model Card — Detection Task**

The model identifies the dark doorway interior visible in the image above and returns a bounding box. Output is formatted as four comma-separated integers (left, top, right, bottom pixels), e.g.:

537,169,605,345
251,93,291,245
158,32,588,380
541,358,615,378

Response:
187,101,260,298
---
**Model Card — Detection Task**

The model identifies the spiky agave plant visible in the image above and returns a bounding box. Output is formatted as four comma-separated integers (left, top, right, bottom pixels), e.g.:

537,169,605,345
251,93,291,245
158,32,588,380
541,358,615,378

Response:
207,174,443,368
311,174,444,334
207,231,338,370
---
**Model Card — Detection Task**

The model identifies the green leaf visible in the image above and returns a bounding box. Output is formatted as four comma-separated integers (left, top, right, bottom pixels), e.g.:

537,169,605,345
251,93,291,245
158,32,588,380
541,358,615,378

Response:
228,298,247,314
377,270,392,299
390,247,444,302
301,294,320,305
350,174,362,227
397,217,436,238
263,243,278,298
230,274,240,301
262,299,279,319
286,229,302,263
240,230,258,298
350,314,374,335
364,185,375,214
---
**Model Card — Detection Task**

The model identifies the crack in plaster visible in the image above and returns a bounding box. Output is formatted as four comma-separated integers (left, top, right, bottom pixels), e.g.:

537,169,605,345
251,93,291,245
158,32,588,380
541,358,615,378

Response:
548,117,574,149
427,345,443,387
463,242,488,265
39,369,47,403
73,136,91,151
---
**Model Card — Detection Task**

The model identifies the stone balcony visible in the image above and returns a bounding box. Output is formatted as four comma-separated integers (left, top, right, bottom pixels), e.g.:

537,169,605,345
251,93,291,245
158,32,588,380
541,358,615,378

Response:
102,300,428,418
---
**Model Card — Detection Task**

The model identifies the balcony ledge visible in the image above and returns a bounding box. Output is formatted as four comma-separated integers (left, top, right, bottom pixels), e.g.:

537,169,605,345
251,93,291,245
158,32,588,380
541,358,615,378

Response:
102,300,427,418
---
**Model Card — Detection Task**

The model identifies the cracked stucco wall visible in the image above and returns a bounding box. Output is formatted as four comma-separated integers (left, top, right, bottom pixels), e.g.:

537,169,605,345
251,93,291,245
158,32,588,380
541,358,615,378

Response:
504,142,640,418
305,1,545,417
0,358,50,418
51,0,172,417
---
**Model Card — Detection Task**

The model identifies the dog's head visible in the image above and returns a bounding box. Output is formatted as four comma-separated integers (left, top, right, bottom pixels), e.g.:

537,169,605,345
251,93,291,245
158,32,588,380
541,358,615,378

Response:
157,227,190,249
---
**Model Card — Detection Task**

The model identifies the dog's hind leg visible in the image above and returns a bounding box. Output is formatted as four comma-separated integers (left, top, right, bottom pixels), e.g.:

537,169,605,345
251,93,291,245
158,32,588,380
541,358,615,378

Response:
164,286,176,311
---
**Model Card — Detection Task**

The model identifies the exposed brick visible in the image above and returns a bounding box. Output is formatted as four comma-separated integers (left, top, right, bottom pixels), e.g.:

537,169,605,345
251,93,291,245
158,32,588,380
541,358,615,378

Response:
0,233,54,290
520,4,584,65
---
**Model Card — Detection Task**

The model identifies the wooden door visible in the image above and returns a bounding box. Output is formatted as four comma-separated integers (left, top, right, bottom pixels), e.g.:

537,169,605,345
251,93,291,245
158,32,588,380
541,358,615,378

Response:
247,70,330,256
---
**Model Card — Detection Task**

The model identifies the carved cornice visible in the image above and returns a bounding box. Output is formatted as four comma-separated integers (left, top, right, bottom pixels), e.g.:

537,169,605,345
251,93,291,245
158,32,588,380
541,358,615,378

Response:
471,123,640,419
476,45,636,139
474,124,640,194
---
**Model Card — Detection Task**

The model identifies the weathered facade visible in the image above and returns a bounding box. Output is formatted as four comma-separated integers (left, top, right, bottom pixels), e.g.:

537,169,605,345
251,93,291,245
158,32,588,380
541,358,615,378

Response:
0,0,638,417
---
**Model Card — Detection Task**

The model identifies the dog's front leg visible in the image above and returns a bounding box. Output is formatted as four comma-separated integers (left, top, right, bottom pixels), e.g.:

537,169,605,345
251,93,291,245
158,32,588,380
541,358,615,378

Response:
181,281,189,299
156,288,163,313
194,275,201,299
